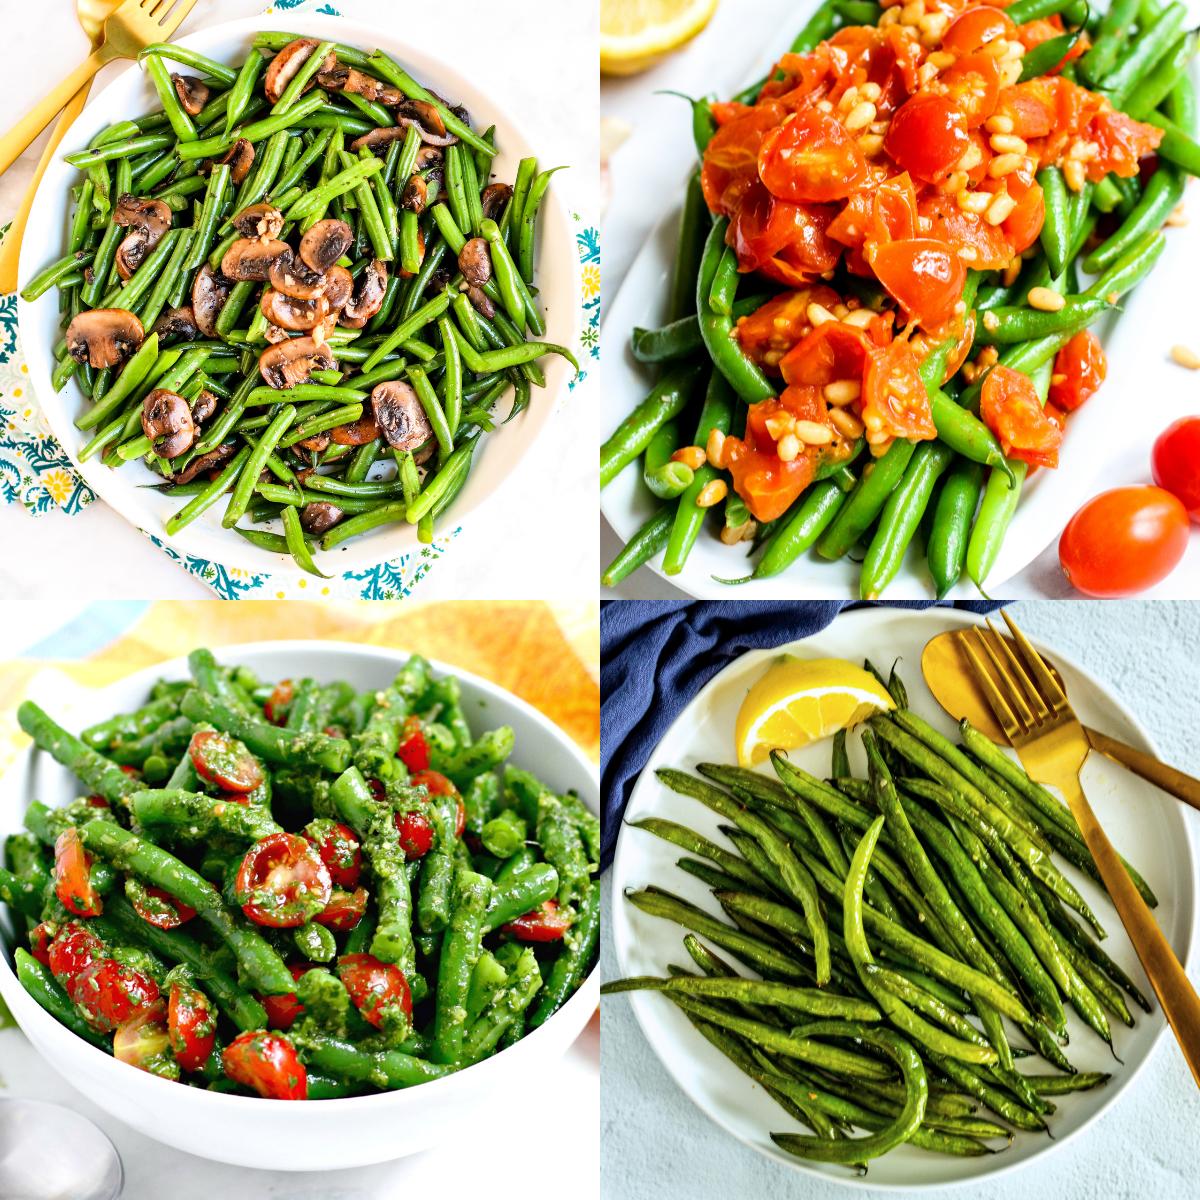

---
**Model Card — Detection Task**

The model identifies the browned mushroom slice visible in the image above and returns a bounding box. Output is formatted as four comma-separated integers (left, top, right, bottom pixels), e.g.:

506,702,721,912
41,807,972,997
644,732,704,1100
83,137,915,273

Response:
170,441,238,485
317,63,403,106
321,265,354,313
65,308,145,369
113,194,173,280
396,98,457,146
114,236,147,281
221,237,292,282
231,203,285,240
264,38,336,105
481,183,513,222
298,218,354,274
296,431,332,452
214,138,255,186
259,336,336,389
467,285,495,320
260,288,331,332
142,389,195,459
458,237,492,288
340,260,389,328
400,175,428,214
264,323,291,345
415,145,444,171
300,501,345,534
330,410,382,445
371,380,432,451
267,251,325,301
191,389,220,425
172,73,210,116
153,306,200,344
192,265,232,338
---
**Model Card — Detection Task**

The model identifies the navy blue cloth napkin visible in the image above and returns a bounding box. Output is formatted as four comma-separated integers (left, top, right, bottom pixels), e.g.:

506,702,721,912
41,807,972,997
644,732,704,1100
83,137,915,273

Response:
600,600,1000,872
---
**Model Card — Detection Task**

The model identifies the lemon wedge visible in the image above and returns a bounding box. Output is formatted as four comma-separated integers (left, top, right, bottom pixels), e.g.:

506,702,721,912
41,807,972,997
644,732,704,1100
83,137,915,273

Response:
735,657,895,767
600,0,719,76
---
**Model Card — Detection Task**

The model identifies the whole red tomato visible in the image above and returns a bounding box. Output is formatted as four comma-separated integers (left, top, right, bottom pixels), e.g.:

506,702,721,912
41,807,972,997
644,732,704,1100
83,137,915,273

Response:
1152,416,1200,521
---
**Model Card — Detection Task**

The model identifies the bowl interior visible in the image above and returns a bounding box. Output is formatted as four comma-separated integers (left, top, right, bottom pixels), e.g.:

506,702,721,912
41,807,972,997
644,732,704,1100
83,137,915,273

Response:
18,14,580,578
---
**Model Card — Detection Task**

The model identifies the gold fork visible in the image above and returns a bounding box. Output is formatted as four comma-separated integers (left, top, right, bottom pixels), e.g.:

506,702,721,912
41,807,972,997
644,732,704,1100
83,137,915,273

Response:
0,0,200,180
958,609,1200,1089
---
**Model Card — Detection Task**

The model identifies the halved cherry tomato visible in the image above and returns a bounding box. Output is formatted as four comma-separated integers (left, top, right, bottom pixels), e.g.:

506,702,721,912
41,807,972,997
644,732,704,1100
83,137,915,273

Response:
222,1031,307,1100
941,6,1017,54
980,365,1064,468
337,953,413,1029
189,729,264,794
54,827,102,918
395,809,436,859
919,193,1011,270
1089,108,1163,179
395,716,430,772
303,819,362,889
731,185,841,284
779,321,874,389
47,922,103,987
701,101,787,216
735,286,842,369
1048,330,1106,412
870,238,967,329
168,981,217,1071
758,109,869,203
316,886,368,931
129,881,197,930
1060,487,1189,596
260,964,311,1031
828,173,920,252
29,922,56,968
263,679,294,725
69,957,159,1032
235,833,332,928
1000,172,1045,255
862,339,938,441
115,1000,175,1077
936,53,1001,129
501,900,573,943
411,770,466,838
884,94,969,184
1152,417,1200,521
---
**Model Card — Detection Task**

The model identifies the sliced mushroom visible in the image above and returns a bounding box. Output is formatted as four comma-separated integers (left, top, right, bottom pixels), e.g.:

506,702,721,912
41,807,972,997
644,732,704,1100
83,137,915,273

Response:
259,336,336,389
153,306,200,344
221,237,292,282
297,431,333,452
264,322,291,344
231,203,284,240
260,288,331,332
395,98,455,145
191,389,220,425
481,183,513,222
400,174,428,214
330,410,382,445
214,138,255,186
113,194,173,280
264,38,337,105
467,284,495,320
65,308,145,369
341,260,388,328
321,265,354,313
192,265,232,338
298,219,354,274
268,250,326,301
371,380,432,451
172,73,210,116
415,145,443,170
458,238,492,288
170,441,238,485
316,63,402,106
300,500,345,534
142,389,195,459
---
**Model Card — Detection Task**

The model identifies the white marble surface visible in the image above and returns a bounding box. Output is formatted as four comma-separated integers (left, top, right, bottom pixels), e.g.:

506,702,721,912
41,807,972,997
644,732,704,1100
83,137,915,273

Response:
599,0,1200,600
0,0,599,601
600,599,1200,1199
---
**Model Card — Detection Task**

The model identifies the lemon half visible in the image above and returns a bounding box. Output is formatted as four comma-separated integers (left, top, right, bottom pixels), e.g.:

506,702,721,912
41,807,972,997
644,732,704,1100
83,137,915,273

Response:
600,0,719,76
735,657,894,767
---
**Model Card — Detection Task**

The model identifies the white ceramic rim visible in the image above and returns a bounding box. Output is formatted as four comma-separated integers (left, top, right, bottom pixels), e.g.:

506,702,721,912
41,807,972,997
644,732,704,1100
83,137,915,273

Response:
17,14,581,580
0,639,599,1121
610,606,1197,1191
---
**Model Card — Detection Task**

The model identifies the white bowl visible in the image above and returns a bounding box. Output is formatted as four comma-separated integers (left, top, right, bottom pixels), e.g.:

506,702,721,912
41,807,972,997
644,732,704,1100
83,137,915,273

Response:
18,15,580,579
0,640,599,1171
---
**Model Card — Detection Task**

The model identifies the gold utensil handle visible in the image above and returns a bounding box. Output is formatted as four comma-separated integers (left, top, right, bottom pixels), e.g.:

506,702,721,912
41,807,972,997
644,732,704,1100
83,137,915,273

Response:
0,83,92,293
0,48,108,179
1085,728,1200,815
1061,772,1200,1088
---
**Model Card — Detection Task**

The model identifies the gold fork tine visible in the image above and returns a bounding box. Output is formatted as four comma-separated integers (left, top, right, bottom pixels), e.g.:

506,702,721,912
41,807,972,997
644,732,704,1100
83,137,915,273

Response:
984,618,1048,723
1001,609,1070,716
968,626,1034,730
154,0,198,30
956,630,1023,742
974,623,1049,732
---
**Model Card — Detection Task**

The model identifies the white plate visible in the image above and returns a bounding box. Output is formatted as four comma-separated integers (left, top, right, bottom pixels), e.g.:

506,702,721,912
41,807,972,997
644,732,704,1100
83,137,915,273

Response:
599,37,1200,599
18,15,580,579
610,606,1196,1189
0,641,598,1170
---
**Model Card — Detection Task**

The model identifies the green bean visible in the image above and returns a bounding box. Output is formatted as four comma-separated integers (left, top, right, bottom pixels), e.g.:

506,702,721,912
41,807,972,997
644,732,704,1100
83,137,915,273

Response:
1078,0,1141,82
302,1035,457,1090
15,951,111,1049
65,134,174,168
21,250,95,302
975,296,1113,345
601,362,703,488
1102,2,1186,104
178,91,326,162
602,505,674,587
932,1054,1047,1132
1084,167,1184,274
817,438,917,561
927,459,982,598
670,171,710,322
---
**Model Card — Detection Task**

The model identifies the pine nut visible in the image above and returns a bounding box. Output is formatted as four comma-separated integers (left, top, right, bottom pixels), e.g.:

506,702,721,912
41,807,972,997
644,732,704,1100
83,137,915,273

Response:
981,37,1010,58
957,245,979,263
817,98,834,113
1171,344,1200,370
839,86,860,111
696,479,728,508
999,60,1022,86
1062,159,1087,192
989,133,1028,155
900,0,924,24
1027,287,1065,312
958,190,990,214
776,433,801,462
957,142,983,171
795,420,834,446
829,408,865,439
720,519,757,545
988,153,1024,177
833,303,851,319
858,134,885,156
844,308,876,329
977,346,998,367
1001,259,1021,286
845,101,877,131
860,81,882,102
926,50,955,69
672,446,706,470
868,435,895,456
984,191,1017,225
824,379,862,405
807,302,837,327
943,170,969,193
764,414,794,441
917,62,940,87
982,311,1000,332
706,428,727,470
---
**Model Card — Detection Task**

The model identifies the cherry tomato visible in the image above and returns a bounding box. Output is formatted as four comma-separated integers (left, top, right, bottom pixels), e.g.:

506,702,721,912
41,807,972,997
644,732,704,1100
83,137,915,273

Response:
47,922,104,987
69,957,160,1033
303,819,362,889
411,770,466,838
501,900,573,943
758,109,869,203
263,679,294,725
1152,416,1200,521
395,716,430,772
235,833,332,928
1060,486,1189,597
862,340,938,441
980,365,1064,468
54,828,102,918
114,1000,175,1076
936,53,1001,128
168,981,217,1072
941,6,1017,54
730,183,841,283
222,1031,307,1100
395,809,436,859
884,94,969,184
701,101,787,216
337,953,413,1029
189,729,264,794
735,286,843,369
870,238,966,330
260,964,311,1031
1000,173,1045,255
315,886,368,931
779,321,874,389
29,922,56,967
1048,330,1106,412
129,882,197,930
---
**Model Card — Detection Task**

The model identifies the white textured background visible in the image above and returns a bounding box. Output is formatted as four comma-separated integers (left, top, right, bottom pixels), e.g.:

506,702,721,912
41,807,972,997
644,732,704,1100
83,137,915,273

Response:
600,600,1200,1199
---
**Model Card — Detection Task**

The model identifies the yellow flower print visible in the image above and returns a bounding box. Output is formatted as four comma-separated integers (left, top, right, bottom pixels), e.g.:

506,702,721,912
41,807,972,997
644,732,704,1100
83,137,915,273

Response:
581,263,600,300
43,469,73,505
